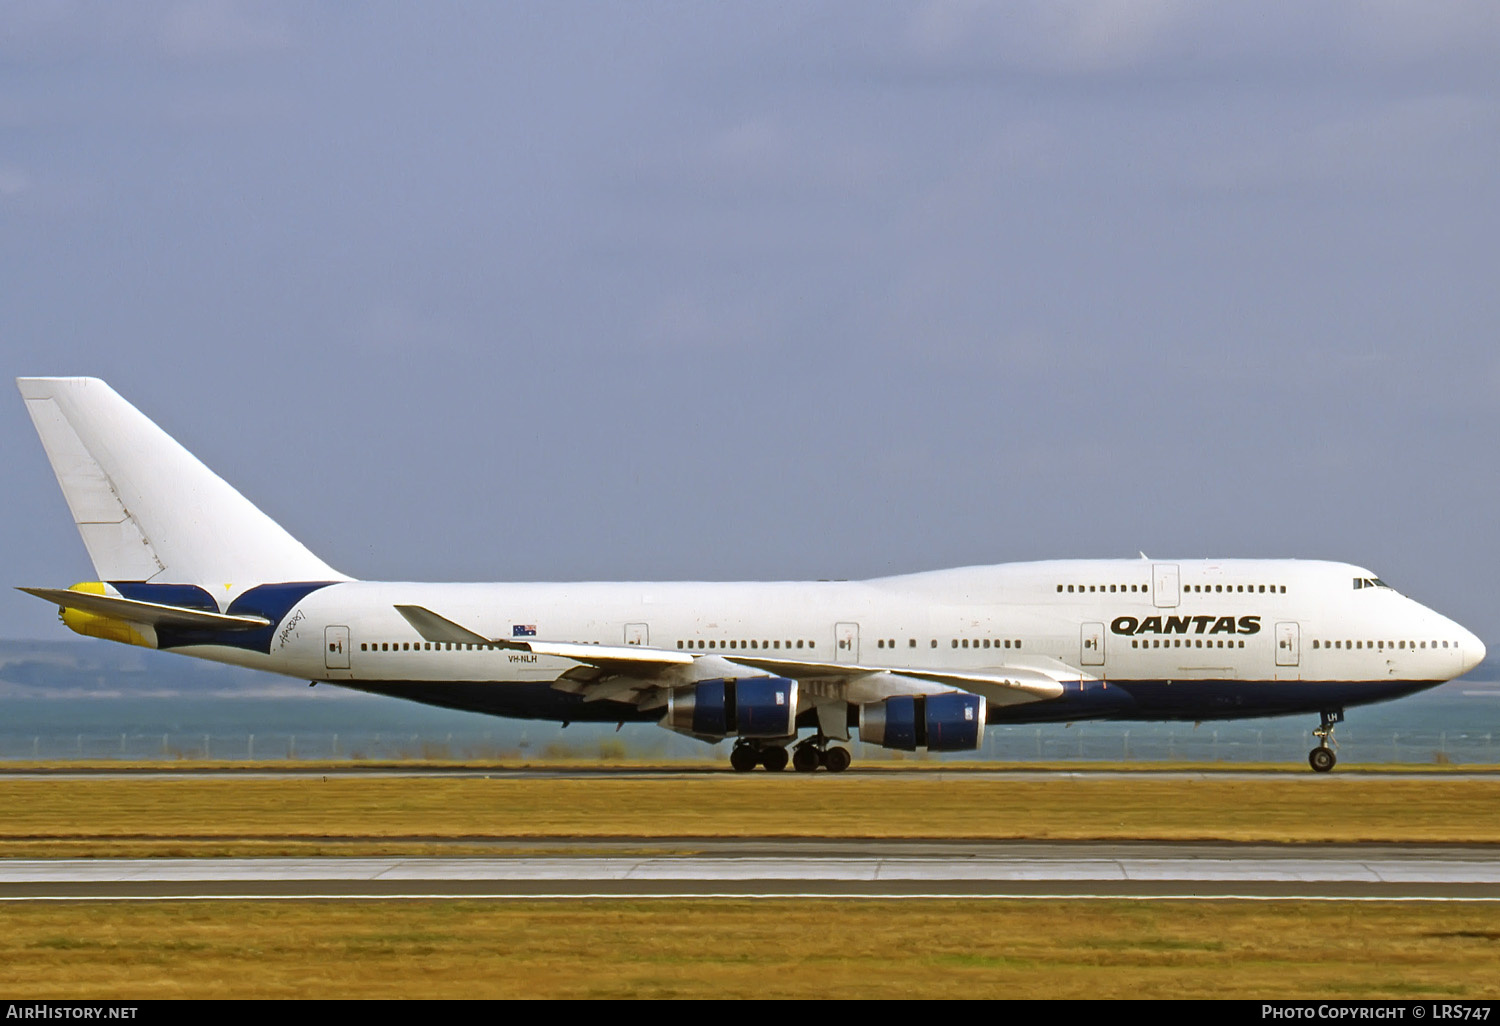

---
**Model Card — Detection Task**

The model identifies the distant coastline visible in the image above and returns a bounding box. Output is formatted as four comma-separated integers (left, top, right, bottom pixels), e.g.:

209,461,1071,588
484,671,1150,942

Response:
0,638,309,699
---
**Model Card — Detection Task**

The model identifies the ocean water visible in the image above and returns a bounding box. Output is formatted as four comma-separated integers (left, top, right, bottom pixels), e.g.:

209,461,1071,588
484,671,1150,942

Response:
1,677,1496,765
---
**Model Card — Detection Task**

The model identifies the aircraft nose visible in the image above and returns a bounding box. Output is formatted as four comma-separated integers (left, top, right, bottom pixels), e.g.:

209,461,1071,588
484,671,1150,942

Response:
1460,628,1486,676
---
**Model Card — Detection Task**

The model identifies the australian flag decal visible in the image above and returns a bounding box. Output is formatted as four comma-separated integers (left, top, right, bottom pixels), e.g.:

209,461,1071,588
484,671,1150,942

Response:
513,625,537,637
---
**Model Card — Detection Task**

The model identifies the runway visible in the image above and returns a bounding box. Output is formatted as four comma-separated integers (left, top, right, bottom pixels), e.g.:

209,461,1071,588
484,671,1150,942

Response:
3,842,1498,900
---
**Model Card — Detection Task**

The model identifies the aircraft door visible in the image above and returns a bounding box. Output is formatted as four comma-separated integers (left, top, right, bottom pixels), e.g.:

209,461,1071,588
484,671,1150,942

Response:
1275,621,1300,667
324,626,350,670
1153,564,1180,608
835,622,860,664
624,623,648,646
1081,622,1105,666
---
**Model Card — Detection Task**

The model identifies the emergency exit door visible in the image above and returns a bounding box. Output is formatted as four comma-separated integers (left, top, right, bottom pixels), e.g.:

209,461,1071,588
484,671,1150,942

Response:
1153,564,1180,608
1081,622,1105,666
1275,621,1300,667
325,626,350,670
835,622,860,663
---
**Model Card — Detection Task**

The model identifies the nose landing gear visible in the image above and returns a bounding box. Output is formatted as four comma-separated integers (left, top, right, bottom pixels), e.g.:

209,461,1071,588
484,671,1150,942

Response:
1308,708,1343,772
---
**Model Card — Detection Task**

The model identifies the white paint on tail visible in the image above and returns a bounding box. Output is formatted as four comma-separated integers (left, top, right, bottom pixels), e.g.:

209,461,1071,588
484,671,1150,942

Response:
17,377,349,588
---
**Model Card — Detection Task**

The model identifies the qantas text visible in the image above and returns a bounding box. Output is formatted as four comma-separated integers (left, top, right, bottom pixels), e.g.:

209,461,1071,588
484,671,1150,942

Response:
1110,615,1262,636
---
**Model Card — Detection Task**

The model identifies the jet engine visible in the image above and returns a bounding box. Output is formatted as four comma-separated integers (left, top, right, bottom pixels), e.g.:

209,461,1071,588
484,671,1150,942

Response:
665,677,798,740
858,692,986,752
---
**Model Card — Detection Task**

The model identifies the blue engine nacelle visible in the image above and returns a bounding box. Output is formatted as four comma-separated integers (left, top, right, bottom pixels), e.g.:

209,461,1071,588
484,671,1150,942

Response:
858,692,986,752
665,677,799,740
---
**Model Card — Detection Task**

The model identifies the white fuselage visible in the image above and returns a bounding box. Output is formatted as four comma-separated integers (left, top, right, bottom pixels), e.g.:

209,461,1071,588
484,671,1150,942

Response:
179,558,1483,725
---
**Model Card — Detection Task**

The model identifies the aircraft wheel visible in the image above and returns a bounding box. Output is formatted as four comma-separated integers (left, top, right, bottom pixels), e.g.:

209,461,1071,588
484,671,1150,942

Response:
730,745,759,773
823,747,852,773
1308,747,1336,773
792,746,821,773
761,746,789,772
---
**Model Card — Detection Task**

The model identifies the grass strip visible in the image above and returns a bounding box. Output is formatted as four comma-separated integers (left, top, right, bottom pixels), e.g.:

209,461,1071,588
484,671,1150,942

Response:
0,899,1495,999
0,775,1498,855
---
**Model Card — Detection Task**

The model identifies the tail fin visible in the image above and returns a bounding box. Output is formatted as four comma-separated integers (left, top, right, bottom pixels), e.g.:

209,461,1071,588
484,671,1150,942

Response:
17,377,349,587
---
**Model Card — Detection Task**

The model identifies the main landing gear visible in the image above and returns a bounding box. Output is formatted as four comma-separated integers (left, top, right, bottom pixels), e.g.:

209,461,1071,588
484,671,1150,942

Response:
1308,708,1343,773
793,736,850,773
731,738,850,773
730,740,786,772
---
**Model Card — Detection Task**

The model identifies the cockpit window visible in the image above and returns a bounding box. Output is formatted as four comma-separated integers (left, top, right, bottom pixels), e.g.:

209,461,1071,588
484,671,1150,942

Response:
1353,577,1392,590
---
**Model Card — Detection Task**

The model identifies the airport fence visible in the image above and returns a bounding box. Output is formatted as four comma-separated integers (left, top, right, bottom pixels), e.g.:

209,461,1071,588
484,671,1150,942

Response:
0,724,1495,765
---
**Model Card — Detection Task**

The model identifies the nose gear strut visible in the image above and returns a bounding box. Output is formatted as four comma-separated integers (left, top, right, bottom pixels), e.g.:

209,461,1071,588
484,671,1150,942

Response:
1308,708,1343,772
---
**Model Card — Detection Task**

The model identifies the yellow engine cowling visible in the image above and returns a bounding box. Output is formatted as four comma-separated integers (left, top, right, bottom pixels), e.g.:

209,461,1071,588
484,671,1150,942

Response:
57,582,157,648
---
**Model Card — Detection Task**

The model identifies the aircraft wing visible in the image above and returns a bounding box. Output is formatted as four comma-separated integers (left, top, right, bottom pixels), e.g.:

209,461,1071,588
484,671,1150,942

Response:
395,605,1066,710
394,605,693,672
724,655,1068,703
18,586,271,631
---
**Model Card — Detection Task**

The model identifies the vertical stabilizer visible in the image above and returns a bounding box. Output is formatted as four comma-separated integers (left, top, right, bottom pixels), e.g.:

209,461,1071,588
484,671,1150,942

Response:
17,377,349,587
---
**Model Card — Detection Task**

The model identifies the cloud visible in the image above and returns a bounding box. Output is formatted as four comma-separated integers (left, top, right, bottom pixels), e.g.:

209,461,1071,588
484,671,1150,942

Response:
0,163,31,197
904,0,1203,75
158,0,295,60
1185,94,1500,194
637,292,765,353
1,0,295,62
356,303,473,358
896,0,1500,79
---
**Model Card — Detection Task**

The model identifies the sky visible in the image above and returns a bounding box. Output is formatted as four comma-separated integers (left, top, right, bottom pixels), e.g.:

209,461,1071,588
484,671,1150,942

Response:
3,1,1499,645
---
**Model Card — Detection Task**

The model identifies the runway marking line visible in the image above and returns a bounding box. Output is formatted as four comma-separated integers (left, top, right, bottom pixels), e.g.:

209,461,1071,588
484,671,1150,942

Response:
2,893,1499,902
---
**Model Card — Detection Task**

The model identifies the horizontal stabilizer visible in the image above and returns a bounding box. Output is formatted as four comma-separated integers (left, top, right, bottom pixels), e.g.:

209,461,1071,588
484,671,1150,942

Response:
394,605,694,670
18,587,272,630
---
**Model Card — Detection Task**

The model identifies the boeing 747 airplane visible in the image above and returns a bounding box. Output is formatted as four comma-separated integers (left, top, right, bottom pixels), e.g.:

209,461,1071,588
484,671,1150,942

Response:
16,377,1486,772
